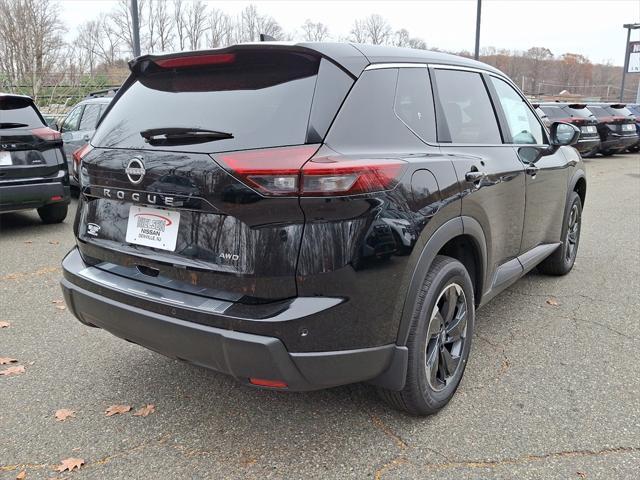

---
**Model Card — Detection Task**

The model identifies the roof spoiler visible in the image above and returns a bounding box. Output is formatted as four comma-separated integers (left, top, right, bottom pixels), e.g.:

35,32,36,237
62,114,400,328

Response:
85,88,118,99
609,103,626,109
568,104,587,109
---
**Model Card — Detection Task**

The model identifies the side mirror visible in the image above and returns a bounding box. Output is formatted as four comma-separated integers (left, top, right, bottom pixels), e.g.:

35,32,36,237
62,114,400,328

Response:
550,121,580,146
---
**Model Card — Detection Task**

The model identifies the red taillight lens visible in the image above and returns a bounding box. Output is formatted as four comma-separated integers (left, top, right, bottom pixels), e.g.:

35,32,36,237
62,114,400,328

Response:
301,157,406,196
249,378,288,389
217,145,320,196
155,53,236,68
31,127,61,141
215,145,406,197
71,143,93,177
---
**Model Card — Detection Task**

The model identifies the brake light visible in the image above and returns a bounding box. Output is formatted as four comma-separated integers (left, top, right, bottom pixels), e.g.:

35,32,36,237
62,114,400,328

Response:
215,145,406,197
155,53,236,68
72,143,93,177
31,127,61,141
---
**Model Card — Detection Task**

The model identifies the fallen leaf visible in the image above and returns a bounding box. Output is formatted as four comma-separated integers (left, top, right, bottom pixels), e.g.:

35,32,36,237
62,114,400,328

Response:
23,240,33,244
577,472,587,479
0,365,25,376
546,297,560,306
0,321,10,328
51,299,64,304
55,409,76,422
48,240,60,245
0,357,18,365
105,404,131,416
16,471,26,480
55,305,66,311
54,457,84,472
133,404,155,417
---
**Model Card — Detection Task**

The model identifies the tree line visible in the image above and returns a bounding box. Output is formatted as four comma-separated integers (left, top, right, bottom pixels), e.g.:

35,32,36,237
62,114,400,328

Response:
0,0,635,105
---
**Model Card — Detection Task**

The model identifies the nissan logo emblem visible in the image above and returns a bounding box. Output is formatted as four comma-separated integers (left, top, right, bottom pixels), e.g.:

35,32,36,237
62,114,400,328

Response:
125,158,145,184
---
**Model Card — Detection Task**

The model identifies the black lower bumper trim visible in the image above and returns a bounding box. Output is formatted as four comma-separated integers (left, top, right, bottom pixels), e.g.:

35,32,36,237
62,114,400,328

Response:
61,249,407,391
0,181,69,212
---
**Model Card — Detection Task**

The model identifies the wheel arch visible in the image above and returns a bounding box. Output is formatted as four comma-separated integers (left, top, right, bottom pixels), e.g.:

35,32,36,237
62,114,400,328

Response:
396,216,487,346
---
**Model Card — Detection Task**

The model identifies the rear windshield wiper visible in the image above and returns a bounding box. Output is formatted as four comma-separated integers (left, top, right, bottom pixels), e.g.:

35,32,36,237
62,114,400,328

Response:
140,127,233,146
0,122,29,129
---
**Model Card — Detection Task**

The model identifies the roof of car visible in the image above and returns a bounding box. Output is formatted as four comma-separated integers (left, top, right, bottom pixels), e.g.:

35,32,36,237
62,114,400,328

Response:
133,42,505,79
0,92,33,101
79,97,113,105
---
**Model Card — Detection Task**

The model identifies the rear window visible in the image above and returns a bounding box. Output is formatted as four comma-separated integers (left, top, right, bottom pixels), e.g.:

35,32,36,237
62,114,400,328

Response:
92,50,321,152
608,106,633,116
587,106,610,118
0,97,44,128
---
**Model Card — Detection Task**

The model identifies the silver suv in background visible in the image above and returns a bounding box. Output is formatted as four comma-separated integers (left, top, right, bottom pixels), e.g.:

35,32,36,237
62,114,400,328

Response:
58,90,115,185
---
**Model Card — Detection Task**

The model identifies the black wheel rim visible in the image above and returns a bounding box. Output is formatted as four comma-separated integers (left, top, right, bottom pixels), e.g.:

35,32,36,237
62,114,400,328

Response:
425,283,468,392
565,204,580,262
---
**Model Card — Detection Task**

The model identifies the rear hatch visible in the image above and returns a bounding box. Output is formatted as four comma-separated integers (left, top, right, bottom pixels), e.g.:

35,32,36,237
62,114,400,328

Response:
588,104,637,136
77,46,355,302
562,104,599,138
0,96,65,182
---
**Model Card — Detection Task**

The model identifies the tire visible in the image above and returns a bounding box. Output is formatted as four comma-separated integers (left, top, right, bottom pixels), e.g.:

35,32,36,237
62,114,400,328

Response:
537,191,582,276
37,203,68,224
378,255,475,416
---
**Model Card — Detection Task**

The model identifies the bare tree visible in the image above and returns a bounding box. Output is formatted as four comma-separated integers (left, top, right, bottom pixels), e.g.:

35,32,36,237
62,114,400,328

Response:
183,0,208,50
236,5,283,43
173,0,186,50
364,14,391,45
151,0,174,52
526,47,553,92
206,8,232,48
301,19,329,42
110,0,147,56
0,0,66,100
350,19,367,43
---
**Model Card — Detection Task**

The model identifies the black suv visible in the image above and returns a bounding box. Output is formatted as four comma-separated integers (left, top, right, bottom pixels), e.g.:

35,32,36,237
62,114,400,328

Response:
536,103,600,157
587,103,638,155
61,44,585,415
0,94,70,223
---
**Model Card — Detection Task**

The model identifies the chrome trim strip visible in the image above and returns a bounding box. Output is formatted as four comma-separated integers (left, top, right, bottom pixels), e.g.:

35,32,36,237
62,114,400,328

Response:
365,63,428,70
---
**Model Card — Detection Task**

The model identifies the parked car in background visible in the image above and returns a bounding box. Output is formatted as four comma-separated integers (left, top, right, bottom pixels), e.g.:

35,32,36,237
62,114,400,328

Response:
586,103,638,156
612,103,640,152
537,103,600,157
61,43,586,416
42,113,65,130
0,93,70,223
59,90,115,186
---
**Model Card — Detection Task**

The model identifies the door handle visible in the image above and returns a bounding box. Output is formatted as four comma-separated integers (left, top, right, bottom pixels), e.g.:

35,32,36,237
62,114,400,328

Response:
465,170,486,182
525,165,539,177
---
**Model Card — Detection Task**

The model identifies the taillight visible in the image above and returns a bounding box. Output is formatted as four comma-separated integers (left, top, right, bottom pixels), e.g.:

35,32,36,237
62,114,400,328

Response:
31,127,61,141
217,145,320,196
155,53,236,68
301,156,406,196
72,143,93,177
215,145,406,197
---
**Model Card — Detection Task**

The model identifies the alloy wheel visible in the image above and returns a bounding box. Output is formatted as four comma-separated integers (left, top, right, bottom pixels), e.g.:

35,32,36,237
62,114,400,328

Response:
425,283,468,391
565,203,580,262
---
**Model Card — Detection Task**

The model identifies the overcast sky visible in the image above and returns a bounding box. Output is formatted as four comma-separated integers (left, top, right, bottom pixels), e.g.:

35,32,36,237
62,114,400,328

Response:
59,0,639,66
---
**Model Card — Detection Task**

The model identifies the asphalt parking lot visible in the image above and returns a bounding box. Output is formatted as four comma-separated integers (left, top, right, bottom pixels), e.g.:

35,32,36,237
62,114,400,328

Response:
1,154,639,480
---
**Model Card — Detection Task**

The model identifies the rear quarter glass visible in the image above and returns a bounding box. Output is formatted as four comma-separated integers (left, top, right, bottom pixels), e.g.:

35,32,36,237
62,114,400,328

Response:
92,50,329,153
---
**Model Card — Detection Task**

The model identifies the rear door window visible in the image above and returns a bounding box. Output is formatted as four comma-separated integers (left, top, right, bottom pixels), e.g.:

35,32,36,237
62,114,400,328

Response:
79,104,101,130
92,50,322,153
490,76,545,145
562,106,595,119
61,106,83,132
394,68,436,142
433,69,502,144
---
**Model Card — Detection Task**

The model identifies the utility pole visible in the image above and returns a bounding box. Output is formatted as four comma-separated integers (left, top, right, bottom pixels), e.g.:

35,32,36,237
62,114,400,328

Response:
474,0,482,60
131,0,141,57
620,23,640,102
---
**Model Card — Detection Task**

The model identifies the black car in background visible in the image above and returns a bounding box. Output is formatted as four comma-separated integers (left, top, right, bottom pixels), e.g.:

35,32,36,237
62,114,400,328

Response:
537,103,600,157
61,44,585,415
586,103,638,155
0,93,70,223
613,103,640,152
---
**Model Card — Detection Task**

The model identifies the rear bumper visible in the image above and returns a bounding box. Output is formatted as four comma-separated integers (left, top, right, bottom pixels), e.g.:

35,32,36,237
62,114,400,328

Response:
575,137,600,155
599,135,638,152
61,248,407,391
0,179,70,212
